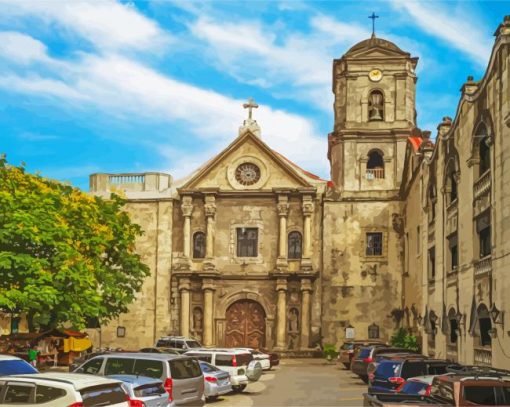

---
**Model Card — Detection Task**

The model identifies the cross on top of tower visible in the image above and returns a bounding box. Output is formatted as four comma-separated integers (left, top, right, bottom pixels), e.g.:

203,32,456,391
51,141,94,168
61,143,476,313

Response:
369,12,379,36
243,97,259,120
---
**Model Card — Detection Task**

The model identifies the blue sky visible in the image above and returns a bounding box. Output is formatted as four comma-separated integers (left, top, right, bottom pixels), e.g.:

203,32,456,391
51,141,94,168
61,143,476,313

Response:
0,1,507,190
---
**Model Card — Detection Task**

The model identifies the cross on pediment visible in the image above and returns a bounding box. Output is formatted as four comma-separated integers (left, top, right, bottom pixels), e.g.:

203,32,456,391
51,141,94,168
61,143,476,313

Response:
243,97,259,120
369,12,379,35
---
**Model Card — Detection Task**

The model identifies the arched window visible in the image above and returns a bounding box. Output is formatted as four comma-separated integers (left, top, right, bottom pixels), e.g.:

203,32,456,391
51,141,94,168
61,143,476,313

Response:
477,304,492,347
450,173,458,202
448,308,458,344
193,231,206,259
479,137,491,176
474,123,491,177
368,90,384,121
288,231,302,259
366,150,385,179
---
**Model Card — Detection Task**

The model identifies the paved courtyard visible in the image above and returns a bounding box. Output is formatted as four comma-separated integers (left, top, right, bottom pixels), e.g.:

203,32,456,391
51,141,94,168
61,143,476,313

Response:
210,359,366,406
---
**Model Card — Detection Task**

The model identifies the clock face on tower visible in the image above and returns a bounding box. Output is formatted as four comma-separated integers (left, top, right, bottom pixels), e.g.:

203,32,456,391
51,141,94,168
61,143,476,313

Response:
369,69,383,82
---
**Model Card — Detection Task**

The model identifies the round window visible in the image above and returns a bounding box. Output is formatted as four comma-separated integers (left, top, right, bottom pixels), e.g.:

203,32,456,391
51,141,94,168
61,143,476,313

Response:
235,163,261,186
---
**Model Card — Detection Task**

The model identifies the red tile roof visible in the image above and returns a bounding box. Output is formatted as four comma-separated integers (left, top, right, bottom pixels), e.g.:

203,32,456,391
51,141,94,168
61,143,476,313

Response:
408,136,423,152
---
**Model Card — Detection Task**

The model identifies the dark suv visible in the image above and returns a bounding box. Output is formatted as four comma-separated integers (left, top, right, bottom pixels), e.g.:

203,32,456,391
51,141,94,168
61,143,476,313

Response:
351,346,420,382
368,358,456,393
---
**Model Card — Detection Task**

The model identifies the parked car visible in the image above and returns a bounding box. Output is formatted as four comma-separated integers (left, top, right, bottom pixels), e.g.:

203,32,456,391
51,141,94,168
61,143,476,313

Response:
198,361,232,401
234,348,271,370
366,353,427,378
184,348,261,392
69,350,112,372
262,350,280,368
73,352,204,406
351,346,420,382
338,340,385,369
156,337,202,353
368,358,456,393
395,375,436,396
364,366,510,406
108,374,175,407
0,372,128,406
140,347,181,355
0,355,38,376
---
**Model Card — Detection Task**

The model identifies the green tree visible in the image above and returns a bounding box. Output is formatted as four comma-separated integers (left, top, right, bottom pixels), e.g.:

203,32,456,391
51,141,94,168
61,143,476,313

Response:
0,156,150,331
389,328,420,352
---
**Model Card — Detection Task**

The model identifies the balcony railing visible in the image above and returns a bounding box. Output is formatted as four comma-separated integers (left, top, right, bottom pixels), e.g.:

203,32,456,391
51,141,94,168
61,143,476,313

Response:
109,174,145,184
474,255,492,278
474,170,491,200
366,168,385,179
474,348,492,366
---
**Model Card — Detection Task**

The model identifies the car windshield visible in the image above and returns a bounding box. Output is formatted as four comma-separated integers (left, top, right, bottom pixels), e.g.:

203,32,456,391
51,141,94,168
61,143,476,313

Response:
341,343,354,350
358,348,372,358
0,360,38,375
375,361,402,378
200,362,219,373
186,341,201,348
401,381,429,395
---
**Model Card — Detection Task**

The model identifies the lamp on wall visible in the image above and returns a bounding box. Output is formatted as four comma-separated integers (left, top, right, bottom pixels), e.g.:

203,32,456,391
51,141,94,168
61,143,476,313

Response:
490,303,504,325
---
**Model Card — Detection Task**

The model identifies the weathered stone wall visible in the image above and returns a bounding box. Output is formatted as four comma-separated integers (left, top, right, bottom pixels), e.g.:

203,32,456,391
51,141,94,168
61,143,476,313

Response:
93,199,174,350
322,200,403,345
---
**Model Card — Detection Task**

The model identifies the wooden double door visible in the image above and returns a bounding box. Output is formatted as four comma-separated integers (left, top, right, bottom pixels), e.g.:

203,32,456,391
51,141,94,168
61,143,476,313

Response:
225,300,265,348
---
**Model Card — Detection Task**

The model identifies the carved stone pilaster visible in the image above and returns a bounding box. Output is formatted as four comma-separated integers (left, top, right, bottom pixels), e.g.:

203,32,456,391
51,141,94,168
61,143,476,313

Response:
204,194,216,218
181,195,193,217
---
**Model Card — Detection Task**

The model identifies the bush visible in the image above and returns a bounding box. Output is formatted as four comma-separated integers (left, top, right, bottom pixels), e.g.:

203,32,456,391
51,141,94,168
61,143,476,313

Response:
390,328,420,352
323,343,338,359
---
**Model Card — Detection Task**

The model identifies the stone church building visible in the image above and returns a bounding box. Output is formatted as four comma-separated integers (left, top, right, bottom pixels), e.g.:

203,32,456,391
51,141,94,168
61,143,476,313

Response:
88,16,510,367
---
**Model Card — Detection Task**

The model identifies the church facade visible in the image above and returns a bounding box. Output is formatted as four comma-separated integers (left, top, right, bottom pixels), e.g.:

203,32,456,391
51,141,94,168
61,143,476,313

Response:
88,16,510,367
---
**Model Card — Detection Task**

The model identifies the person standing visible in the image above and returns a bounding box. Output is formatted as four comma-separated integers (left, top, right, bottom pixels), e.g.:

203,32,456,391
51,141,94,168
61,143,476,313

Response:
27,346,38,368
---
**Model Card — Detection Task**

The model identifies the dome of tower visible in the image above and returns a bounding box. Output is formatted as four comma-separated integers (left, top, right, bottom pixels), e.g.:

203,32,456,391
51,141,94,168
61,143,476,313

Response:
344,34,409,57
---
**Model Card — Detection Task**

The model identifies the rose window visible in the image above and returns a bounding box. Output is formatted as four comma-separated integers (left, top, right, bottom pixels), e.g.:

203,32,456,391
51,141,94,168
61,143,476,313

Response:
235,163,261,186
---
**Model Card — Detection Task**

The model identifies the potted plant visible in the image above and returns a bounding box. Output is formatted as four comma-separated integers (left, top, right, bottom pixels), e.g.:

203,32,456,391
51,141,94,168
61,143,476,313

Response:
323,344,338,362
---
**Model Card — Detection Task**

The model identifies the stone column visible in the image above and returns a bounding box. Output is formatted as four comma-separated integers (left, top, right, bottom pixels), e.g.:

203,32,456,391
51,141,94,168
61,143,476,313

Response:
181,196,193,258
204,194,216,258
277,194,289,259
275,278,288,349
302,195,314,259
202,279,215,347
300,279,313,349
179,278,191,337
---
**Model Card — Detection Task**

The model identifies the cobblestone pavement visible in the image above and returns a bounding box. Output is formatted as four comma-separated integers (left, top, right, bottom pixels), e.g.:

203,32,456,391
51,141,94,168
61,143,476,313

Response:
208,359,366,407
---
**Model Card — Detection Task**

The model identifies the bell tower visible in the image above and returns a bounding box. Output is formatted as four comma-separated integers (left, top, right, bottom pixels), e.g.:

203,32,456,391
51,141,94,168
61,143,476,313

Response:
328,34,419,198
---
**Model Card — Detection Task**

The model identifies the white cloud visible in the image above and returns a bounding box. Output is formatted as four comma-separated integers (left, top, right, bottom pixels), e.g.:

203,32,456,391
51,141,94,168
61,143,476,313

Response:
390,0,491,65
0,0,169,52
0,32,328,176
0,32,49,64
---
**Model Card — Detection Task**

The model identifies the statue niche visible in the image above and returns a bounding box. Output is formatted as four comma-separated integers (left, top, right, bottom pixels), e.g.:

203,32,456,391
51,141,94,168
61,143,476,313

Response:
287,308,300,350
191,307,203,341
368,90,384,121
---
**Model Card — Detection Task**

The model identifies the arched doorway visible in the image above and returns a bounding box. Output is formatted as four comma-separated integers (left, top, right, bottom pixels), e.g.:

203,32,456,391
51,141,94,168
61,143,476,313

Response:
225,300,266,348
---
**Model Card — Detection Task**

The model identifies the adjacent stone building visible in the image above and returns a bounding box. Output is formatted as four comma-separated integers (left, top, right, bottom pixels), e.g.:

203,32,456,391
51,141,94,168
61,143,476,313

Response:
84,15,510,367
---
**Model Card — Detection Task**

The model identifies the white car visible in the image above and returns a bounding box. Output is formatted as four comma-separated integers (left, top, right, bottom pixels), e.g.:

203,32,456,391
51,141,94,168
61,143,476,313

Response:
184,348,262,392
234,348,271,370
0,372,129,406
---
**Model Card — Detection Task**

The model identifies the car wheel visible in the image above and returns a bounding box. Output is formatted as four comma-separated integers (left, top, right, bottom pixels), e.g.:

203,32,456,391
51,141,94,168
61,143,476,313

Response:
343,363,351,369
360,375,369,384
232,384,247,393
206,395,219,402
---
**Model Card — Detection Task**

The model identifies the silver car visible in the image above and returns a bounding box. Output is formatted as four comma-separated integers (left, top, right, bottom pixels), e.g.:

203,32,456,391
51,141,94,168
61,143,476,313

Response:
108,374,175,407
74,353,204,406
198,361,232,401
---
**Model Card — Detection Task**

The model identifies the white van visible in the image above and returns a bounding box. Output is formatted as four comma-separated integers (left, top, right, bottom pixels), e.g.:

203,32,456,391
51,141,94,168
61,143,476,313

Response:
184,349,262,393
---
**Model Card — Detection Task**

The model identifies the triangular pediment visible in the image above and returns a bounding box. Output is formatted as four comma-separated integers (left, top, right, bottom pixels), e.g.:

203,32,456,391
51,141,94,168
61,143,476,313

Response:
347,46,408,59
179,131,321,192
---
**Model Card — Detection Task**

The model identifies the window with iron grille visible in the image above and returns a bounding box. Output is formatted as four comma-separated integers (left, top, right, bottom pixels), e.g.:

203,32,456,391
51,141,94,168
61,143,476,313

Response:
366,232,383,256
476,211,491,258
236,228,258,257
288,231,302,259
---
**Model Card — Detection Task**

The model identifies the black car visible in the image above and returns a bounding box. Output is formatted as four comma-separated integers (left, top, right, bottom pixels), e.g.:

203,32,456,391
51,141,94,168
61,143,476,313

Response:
368,358,458,393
